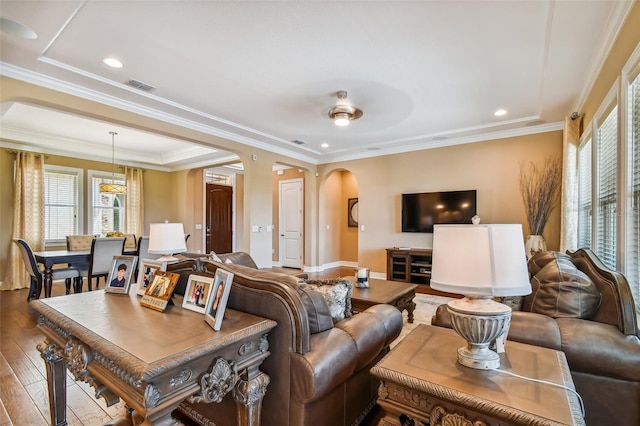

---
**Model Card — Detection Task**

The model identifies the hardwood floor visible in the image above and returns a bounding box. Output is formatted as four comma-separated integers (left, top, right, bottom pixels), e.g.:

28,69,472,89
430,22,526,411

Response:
0,266,357,425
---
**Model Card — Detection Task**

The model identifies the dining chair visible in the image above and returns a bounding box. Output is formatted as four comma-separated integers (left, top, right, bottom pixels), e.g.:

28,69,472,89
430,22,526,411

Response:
80,237,126,291
137,236,161,262
13,238,82,300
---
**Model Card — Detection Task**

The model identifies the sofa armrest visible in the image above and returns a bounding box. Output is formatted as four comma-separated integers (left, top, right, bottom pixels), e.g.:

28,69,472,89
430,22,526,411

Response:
557,318,640,382
290,304,402,403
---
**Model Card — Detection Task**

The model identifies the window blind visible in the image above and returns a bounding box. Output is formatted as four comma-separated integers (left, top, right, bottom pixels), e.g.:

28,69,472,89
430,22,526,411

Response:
44,169,79,243
595,106,618,270
578,139,592,248
628,72,640,316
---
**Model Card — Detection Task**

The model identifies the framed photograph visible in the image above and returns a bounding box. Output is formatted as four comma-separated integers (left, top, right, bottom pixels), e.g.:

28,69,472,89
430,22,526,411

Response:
140,270,180,312
204,269,234,331
105,256,137,294
136,259,168,296
348,197,358,227
182,275,215,314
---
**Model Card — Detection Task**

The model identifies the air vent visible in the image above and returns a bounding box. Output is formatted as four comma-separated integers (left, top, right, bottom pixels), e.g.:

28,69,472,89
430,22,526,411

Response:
292,140,305,145
125,79,156,92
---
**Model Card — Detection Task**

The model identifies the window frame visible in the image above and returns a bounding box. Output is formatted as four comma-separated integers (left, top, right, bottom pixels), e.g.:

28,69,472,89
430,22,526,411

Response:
43,164,84,246
88,169,126,237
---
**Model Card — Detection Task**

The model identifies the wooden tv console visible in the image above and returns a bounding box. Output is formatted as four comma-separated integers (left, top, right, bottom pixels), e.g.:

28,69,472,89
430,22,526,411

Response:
386,248,433,286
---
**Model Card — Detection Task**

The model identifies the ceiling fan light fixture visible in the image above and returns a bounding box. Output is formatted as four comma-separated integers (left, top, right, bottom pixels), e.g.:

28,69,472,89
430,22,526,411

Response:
328,90,363,126
100,131,127,194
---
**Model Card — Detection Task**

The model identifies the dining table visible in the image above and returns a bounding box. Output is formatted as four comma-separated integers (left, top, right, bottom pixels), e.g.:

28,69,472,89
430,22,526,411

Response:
33,250,90,298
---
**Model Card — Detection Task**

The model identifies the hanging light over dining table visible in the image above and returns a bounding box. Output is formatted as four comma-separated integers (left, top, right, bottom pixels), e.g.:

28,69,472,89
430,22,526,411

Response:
99,131,126,194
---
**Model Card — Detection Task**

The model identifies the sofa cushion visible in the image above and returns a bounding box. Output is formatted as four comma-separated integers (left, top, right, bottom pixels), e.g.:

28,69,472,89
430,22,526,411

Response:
296,284,335,334
304,278,353,323
528,252,601,319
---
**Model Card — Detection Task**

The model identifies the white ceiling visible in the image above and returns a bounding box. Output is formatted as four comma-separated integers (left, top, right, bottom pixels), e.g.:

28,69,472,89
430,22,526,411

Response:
0,1,634,170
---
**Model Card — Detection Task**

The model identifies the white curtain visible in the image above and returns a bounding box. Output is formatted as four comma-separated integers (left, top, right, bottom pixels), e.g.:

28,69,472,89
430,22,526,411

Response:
1,152,45,290
125,167,144,238
560,115,582,252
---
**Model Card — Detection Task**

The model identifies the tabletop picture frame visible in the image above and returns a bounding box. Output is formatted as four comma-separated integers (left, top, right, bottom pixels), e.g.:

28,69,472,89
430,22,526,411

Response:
136,259,168,296
140,270,179,312
105,255,137,294
182,275,215,314
204,269,234,331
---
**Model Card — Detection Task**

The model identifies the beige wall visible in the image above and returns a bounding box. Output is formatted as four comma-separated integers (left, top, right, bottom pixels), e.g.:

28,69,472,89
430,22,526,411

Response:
341,171,358,262
318,131,563,274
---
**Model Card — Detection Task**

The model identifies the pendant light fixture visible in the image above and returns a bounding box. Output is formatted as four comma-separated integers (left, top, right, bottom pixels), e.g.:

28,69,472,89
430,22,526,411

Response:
328,90,363,127
99,131,126,194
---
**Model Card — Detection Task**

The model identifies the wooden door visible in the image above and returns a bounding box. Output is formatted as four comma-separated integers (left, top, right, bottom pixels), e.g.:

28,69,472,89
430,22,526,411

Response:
206,184,232,254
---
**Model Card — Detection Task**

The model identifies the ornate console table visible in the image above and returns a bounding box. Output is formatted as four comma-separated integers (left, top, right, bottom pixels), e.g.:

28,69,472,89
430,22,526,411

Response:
31,288,276,426
371,325,585,426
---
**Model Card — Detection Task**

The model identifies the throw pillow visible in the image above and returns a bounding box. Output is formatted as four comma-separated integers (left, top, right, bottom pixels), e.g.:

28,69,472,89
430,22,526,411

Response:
210,251,222,262
529,253,602,319
304,278,353,323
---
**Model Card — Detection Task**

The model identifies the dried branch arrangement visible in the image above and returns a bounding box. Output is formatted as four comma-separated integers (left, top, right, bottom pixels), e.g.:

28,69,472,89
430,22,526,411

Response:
519,157,562,235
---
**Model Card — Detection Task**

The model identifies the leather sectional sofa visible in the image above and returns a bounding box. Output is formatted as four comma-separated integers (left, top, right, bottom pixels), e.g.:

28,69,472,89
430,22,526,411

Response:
172,256,403,426
433,248,640,426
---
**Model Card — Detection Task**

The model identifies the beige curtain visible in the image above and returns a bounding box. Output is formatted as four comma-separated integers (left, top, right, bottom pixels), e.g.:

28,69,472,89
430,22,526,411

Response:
125,167,144,238
560,115,582,252
1,152,45,290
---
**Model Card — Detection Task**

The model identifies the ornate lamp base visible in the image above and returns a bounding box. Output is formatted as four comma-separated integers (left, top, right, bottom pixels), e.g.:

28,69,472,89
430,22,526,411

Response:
446,297,512,370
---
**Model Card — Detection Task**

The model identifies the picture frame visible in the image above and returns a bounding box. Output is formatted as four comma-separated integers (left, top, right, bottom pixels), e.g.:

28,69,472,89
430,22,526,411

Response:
348,197,359,227
182,275,215,314
136,259,168,296
204,269,234,331
140,270,180,312
105,255,137,294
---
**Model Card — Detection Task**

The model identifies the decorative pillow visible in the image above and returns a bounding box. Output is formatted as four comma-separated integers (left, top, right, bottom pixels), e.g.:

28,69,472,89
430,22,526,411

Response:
224,258,233,264
529,253,602,319
303,278,353,323
210,251,222,262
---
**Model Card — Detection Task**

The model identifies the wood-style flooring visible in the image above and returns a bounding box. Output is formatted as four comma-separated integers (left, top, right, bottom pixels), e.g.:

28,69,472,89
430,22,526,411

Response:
1,266,385,426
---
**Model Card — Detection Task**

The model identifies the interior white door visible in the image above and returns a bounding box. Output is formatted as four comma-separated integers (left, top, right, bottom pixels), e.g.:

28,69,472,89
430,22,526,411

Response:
279,178,303,269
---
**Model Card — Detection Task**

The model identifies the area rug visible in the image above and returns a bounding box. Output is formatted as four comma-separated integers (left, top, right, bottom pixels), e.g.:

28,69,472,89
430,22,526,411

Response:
393,293,455,346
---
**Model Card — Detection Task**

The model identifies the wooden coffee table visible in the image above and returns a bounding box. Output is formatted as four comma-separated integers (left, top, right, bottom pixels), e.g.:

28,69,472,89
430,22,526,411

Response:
371,325,585,425
349,278,417,323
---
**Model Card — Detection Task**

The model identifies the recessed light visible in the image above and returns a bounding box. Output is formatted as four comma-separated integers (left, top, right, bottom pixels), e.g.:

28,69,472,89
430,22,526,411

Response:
321,143,329,148
103,57,123,68
494,109,507,116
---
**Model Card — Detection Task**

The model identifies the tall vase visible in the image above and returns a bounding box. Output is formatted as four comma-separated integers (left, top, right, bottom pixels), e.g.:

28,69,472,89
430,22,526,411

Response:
525,235,547,259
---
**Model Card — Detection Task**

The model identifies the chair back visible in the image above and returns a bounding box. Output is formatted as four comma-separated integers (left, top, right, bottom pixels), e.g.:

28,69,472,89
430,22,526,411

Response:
137,236,161,261
124,233,137,250
90,237,126,275
12,238,42,280
66,235,95,251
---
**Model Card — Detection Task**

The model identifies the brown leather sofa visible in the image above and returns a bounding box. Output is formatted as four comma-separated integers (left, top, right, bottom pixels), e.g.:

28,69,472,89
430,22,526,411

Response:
433,248,640,426
174,259,403,426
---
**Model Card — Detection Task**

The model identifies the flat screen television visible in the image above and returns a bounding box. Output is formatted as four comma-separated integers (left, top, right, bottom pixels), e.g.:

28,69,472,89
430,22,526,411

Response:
401,190,477,233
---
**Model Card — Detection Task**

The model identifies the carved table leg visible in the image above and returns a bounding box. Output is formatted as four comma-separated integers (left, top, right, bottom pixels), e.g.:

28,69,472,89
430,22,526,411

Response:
406,299,417,323
233,364,270,426
43,267,54,298
38,342,67,426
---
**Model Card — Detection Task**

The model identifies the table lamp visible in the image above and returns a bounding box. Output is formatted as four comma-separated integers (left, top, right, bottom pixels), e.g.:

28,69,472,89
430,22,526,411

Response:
430,223,531,370
148,222,187,262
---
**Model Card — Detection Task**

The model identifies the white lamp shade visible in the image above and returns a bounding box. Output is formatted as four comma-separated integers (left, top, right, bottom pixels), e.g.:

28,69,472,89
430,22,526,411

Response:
148,222,187,255
430,224,531,297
